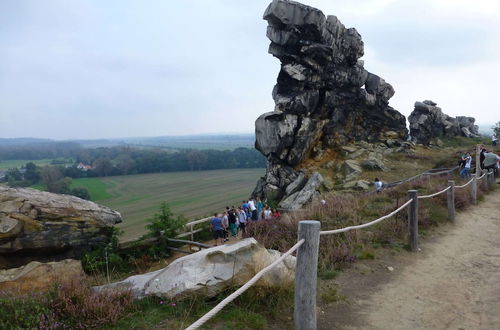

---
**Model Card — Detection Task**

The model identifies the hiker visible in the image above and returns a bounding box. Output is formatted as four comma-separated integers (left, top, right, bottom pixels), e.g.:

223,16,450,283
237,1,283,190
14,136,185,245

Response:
210,213,225,246
248,198,258,221
227,206,238,237
480,148,487,170
242,200,249,212
272,208,281,220
460,152,472,178
221,211,229,242
263,206,272,220
374,178,383,193
483,151,500,176
492,134,497,146
256,197,264,220
237,207,247,235
458,152,466,169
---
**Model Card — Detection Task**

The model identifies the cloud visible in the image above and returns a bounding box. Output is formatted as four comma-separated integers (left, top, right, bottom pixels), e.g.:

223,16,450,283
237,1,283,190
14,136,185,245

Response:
0,0,498,139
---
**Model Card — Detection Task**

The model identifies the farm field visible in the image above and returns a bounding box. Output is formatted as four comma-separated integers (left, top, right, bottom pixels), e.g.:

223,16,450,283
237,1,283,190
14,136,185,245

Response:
71,169,264,241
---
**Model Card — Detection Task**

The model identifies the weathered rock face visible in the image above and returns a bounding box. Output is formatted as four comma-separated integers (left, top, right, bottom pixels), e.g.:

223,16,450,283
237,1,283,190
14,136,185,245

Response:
96,238,295,299
253,0,408,207
0,259,85,294
408,100,480,145
0,186,122,269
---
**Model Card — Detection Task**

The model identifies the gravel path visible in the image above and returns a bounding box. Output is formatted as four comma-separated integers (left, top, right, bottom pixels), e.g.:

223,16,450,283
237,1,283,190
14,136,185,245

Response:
319,188,500,330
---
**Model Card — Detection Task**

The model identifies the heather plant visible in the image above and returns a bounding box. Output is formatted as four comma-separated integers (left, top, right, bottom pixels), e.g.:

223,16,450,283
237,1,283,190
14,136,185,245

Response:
248,171,487,270
0,278,134,329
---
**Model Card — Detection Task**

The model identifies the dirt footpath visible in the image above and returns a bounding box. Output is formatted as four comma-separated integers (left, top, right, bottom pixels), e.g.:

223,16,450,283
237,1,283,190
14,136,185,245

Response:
319,188,500,330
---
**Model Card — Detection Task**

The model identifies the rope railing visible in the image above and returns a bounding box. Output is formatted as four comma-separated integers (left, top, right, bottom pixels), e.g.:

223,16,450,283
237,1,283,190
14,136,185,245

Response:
417,186,450,199
455,178,474,189
319,199,413,236
185,238,305,330
186,146,492,329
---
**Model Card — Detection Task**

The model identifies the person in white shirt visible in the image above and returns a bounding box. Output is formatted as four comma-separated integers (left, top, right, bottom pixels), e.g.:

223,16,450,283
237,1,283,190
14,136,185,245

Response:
374,178,383,193
492,134,497,146
247,199,258,220
263,206,272,220
460,153,472,178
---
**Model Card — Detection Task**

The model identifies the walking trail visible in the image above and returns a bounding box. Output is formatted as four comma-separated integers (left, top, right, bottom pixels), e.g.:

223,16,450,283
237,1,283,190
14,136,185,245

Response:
318,188,500,330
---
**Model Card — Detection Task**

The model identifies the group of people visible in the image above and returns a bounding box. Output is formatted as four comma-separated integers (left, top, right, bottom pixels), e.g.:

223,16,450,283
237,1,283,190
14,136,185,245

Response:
459,146,500,178
209,197,282,245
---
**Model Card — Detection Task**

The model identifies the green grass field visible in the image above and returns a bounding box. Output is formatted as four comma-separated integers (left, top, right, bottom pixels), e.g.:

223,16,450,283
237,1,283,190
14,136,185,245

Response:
71,169,264,241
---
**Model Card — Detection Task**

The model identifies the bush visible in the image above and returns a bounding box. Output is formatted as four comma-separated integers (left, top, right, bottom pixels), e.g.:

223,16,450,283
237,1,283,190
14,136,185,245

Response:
70,187,90,200
141,202,186,259
81,228,129,274
0,278,134,329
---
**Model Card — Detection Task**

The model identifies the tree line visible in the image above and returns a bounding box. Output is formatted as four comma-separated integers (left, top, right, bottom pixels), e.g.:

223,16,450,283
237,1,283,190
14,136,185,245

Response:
1,146,266,198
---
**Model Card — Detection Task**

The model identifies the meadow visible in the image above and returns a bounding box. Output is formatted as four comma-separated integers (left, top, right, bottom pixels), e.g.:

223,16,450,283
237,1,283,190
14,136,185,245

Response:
70,168,264,241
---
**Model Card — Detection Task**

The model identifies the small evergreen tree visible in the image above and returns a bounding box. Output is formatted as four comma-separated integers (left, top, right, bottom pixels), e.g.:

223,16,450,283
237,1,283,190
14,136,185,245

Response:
143,202,186,258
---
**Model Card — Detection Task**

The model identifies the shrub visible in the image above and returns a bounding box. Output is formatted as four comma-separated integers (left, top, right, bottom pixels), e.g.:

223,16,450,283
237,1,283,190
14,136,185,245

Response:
142,202,186,259
45,278,134,328
0,279,134,329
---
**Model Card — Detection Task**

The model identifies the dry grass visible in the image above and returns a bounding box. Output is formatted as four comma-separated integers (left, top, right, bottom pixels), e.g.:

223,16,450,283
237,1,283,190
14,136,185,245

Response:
249,170,485,270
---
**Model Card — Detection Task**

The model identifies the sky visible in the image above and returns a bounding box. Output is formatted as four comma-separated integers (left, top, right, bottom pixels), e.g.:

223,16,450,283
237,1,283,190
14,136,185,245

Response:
0,0,499,139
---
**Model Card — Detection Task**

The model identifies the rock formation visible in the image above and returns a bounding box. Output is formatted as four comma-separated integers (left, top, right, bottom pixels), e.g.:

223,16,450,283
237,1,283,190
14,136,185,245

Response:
408,100,480,145
253,0,408,208
96,238,295,299
0,259,84,294
0,186,122,269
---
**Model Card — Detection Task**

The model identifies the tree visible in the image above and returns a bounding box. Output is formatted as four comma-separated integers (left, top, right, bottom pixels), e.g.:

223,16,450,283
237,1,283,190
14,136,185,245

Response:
493,121,500,137
41,166,71,194
70,187,91,200
93,158,114,176
143,202,186,258
24,162,40,183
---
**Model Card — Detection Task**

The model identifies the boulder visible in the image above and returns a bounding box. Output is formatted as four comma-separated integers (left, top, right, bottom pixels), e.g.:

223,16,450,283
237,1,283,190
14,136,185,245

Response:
0,259,84,294
342,180,371,191
279,172,323,210
95,238,295,299
0,186,122,269
362,158,387,171
408,100,480,145
254,0,407,205
344,160,362,181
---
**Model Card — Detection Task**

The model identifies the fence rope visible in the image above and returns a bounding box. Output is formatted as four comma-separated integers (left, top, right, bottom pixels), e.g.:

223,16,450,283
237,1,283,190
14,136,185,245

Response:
455,178,474,189
185,238,305,330
319,199,412,236
478,172,486,180
417,186,450,199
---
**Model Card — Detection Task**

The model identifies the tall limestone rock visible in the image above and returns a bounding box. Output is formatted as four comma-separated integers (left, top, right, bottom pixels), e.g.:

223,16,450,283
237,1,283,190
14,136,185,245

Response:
408,100,480,145
253,0,408,208
0,186,122,269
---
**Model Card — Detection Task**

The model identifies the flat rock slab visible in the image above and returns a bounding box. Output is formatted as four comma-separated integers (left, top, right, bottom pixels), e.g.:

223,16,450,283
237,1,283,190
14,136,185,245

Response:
96,238,296,299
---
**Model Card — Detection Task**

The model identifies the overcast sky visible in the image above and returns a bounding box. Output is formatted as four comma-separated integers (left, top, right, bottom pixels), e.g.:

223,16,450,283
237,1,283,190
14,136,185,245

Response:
0,0,498,139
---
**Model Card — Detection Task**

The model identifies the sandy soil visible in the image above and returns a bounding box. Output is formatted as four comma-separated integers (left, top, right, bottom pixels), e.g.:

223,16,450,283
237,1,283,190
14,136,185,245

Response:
318,187,500,330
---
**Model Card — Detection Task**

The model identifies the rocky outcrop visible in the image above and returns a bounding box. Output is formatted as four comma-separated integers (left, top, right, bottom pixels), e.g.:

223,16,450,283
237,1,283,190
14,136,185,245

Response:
0,259,84,294
96,238,295,299
408,100,480,145
253,0,408,207
0,186,122,269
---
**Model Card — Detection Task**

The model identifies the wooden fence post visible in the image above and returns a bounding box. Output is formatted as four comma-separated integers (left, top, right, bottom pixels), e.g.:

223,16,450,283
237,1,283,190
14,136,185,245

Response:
294,220,321,330
475,144,481,177
471,174,477,205
447,180,455,222
487,172,494,188
481,170,488,190
407,190,418,251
